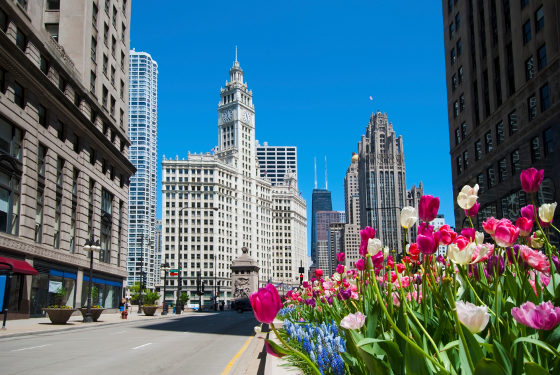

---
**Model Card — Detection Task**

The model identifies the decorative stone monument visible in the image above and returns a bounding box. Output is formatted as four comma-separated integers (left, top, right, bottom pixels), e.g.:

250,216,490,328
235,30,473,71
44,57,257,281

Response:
231,247,260,299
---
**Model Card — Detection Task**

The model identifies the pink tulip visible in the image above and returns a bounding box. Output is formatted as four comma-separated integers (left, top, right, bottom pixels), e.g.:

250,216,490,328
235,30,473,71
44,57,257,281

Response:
337,252,345,262
465,202,480,218
461,228,476,242
250,284,283,324
336,264,345,274
359,226,376,256
453,235,470,250
315,269,323,278
340,311,366,330
515,217,533,237
520,204,535,221
418,232,438,254
355,258,366,271
512,301,560,330
482,217,499,235
434,224,457,245
494,219,520,247
418,195,440,222
520,168,544,194
519,245,550,273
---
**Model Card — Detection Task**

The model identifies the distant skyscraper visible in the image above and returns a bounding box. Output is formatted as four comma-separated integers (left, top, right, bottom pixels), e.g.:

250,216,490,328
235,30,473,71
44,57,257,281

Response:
311,189,332,266
315,211,344,272
328,222,345,275
343,153,361,268
358,112,420,255
155,219,163,286
128,51,158,289
406,183,424,242
256,141,297,186
443,1,559,233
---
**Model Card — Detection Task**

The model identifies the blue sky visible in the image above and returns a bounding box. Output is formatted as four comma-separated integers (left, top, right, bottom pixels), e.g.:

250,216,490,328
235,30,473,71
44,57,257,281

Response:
130,1,455,247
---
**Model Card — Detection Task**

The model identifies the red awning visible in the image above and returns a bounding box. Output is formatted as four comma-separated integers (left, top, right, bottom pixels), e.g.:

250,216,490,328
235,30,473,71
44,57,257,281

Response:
0,256,38,275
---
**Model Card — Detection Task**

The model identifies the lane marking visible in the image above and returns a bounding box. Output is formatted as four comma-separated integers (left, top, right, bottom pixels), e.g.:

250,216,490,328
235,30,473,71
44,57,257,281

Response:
221,336,253,375
131,343,152,350
11,344,51,352
113,330,126,335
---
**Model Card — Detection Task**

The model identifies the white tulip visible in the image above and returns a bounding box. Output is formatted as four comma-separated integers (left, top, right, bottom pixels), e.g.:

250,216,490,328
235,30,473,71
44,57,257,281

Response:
475,231,485,245
367,238,383,256
538,202,557,223
447,241,476,265
457,184,479,210
400,206,418,229
455,301,490,333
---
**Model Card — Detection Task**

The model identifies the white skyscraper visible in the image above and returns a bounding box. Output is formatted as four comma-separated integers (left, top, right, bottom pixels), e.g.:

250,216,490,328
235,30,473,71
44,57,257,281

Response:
128,51,158,289
161,56,306,307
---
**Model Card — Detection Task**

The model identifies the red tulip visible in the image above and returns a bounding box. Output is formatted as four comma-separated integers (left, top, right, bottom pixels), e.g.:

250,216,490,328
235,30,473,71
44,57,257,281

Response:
434,224,457,245
315,269,323,278
250,284,283,324
516,217,533,237
520,168,544,193
418,195,440,222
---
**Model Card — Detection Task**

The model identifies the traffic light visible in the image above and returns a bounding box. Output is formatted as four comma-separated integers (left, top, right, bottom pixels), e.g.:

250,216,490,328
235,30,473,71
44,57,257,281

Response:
196,274,201,296
201,281,205,294
299,274,303,285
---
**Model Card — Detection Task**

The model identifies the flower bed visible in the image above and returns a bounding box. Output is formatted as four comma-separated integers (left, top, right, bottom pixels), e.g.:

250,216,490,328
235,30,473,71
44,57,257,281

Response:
251,167,560,374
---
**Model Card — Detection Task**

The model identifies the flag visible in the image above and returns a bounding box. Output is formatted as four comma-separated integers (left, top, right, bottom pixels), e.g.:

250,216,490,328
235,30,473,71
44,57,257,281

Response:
211,147,216,152
369,96,373,101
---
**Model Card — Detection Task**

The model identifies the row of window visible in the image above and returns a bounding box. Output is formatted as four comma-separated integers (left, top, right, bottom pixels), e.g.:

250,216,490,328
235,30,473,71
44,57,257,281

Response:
522,6,544,45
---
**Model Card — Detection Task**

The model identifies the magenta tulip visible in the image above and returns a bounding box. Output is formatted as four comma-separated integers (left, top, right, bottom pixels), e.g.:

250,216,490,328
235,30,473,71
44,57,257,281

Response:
461,228,476,242
359,226,376,256
337,252,345,262
520,168,544,193
482,217,499,235
494,219,520,247
512,301,560,330
418,195,440,222
515,217,533,237
250,284,283,324
355,258,366,271
520,204,535,221
465,202,480,218
418,233,438,254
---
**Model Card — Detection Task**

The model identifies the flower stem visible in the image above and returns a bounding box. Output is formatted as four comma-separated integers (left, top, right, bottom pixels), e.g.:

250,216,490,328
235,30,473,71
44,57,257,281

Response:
270,323,322,375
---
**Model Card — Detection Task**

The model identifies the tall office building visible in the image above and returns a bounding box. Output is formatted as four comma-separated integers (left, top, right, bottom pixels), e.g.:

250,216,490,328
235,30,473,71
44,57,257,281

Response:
328,222,345,276
127,50,158,290
443,1,559,231
311,188,332,266
0,1,133,317
154,219,162,286
406,183,424,242
343,153,361,268
315,211,344,272
358,112,412,255
256,141,297,186
161,57,307,307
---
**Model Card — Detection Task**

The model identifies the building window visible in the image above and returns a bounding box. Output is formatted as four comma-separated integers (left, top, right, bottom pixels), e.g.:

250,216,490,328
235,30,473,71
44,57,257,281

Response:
104,23,109,46
528,94,537,121
35,185,44,243
487,167,496,188
0,69,4,93
0,9,7,33
70,201,76,253
102,86,108,108
90,71,96,93
40,55,49,75
540,83,550,112
120,80,124,99
92,3,98,28
450,48,456,64
121,23,126,42
508,111,518,134
452,74,458,91
90,37,97,62
103,54,108,76
496,121,504,145
104,0,110,14
456,39,462,56
89,147,96,165
475,139,482,160
46,0,60,10
455,128,461,145
461,122,467,140
537,44,547,70
511,149,521,175
110,65,115,86
544,128,555,156
0,170,20,236
112,5,117,28
525,56,535,80
459,93,465,111
100,189,113,263
477,173,485,193
38,104,47,127
45,23,59,42
110,96,116,116
56,157,64,187
458,66,464,83
463,151,469,170
37,144,47,177
498,158,508,182
522,20,531,44
521,0,529,9
453,100,459,118
455,13,461,29
456,156,463,175
531,136,541,162
121,51,125,71
485,131,493,153
16,27,27,51
53,192,61,248
535,6,544,32
119,109,124,128
13,82,24,108
111,36,116,57
449,23,455,39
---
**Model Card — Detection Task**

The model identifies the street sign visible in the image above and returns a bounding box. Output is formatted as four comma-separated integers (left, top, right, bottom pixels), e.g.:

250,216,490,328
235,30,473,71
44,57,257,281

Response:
169,269,178,276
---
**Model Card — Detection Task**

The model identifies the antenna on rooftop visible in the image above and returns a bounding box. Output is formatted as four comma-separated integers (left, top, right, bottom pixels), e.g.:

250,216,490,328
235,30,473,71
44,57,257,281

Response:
325,155,328,190
314,157,317,189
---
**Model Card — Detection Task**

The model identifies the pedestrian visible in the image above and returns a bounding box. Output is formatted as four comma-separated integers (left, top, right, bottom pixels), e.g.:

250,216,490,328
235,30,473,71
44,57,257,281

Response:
120,298,128,319
220,301,225,311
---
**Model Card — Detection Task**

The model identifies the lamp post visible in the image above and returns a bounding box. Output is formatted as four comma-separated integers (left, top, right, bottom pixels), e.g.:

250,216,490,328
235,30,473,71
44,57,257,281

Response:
161,262,170,315
176,206,188,314
83,234,101,323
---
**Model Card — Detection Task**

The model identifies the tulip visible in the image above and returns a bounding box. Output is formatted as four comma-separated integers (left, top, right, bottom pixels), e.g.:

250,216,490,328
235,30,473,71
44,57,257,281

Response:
355,258,366,271
434,224,457,245
336,264,345,274
359,226,376,256
400,206,418,229
456,301,490,333
418,195,440,222
471,243,494,263
482,217,499,235
521,204,535,220
515,217,533,237
485,255,505,278
250,284,283,324
336,252,345,262
520,168,544,194
538,202,557,223
367,238,383,256
475,231,485,245
494,219,520,247
340,311,366,330
461,228,476,241
453,235,470,250
519,245,550,273
406,243,420,258
315,269,323,278
465,202,480,218
417,232,438,254
457,184,479,210
448,241,476,265
512,301,560,330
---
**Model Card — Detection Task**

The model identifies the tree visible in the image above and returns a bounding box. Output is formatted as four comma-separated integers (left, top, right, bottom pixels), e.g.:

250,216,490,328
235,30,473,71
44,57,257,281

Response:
129,282,142,304
179,292,189,307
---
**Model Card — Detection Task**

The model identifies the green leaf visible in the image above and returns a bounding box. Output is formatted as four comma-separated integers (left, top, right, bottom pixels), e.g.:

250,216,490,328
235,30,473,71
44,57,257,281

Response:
404,342,431,375
512,337,560,357
359,344,391,375
492,341,512,375
524,362,550,375
378,340,404,375
264,338,289,357
460,323,485,366
440,340,459,352
474,358,507,375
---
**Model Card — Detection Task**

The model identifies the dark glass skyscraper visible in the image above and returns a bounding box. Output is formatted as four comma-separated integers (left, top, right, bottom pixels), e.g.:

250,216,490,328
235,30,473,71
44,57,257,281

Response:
311,189,332,266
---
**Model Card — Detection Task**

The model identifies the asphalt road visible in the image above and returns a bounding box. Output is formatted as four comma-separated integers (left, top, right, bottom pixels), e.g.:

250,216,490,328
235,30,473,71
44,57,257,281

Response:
0,311,259,375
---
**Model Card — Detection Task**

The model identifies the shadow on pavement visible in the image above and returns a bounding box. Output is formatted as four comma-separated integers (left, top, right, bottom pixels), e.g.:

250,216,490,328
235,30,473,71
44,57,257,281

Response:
138,312,258,336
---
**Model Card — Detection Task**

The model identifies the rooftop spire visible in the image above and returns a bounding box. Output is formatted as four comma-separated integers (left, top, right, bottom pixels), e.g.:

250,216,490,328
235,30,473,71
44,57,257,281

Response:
235,45,238,62
325,155,328,190
314,157,317,189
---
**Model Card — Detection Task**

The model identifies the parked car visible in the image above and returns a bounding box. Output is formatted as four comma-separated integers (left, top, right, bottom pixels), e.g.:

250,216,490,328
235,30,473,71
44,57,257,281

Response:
231,298,252,312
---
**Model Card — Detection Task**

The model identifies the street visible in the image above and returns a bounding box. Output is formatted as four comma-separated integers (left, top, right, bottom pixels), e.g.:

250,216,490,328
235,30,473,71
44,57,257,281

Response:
0,312,259,375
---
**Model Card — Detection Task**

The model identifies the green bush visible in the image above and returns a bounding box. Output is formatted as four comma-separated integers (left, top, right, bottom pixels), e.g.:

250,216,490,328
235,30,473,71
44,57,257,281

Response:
143,291,160,305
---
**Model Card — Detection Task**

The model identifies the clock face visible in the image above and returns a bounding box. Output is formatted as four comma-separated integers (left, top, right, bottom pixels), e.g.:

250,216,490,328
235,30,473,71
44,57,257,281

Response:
243,110,252,123
222,109,233,122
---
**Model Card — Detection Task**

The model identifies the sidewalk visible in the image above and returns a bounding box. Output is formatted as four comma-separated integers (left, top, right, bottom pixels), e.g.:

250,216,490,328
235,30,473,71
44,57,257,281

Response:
0,307,190,339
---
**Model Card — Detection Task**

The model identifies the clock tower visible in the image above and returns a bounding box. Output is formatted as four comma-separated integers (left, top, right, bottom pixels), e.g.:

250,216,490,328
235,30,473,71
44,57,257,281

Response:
217,54,255,175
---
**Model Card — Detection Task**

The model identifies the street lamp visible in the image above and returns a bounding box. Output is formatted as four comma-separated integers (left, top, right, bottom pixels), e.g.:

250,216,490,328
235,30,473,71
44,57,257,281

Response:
176,206,188,314
83,234,101,323
161,262,170,315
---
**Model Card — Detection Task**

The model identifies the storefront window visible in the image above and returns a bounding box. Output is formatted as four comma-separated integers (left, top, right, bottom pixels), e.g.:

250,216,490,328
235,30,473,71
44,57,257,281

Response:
30,269,76,316
81,275,121,308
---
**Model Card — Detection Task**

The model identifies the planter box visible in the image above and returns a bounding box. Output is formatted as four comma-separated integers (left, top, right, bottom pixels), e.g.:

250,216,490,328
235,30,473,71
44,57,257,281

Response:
142,305,157,316
79,308,105,322
43,308,77,324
